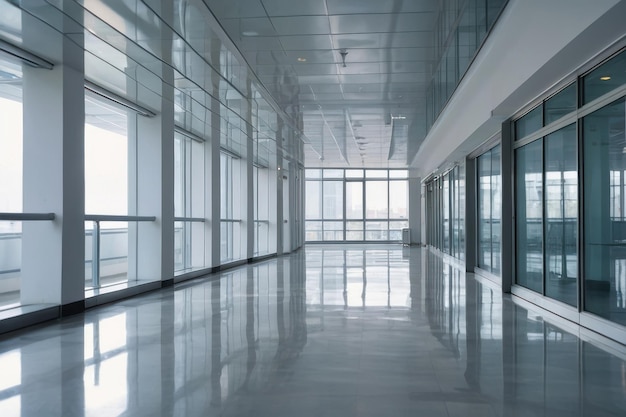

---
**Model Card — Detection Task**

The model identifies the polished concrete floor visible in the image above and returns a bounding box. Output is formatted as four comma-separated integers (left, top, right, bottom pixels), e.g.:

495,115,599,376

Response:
1,245,626,417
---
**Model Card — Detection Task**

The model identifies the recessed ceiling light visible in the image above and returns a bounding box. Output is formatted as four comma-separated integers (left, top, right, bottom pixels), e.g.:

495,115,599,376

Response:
600,76,611,81
297,57,307,62
242,31,259,36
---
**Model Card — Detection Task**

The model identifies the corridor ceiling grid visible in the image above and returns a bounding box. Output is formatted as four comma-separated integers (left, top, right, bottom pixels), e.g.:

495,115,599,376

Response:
205,0,438,168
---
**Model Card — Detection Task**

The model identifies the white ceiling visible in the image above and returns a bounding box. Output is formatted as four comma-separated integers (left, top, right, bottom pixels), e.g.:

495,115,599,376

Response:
205,0,438,168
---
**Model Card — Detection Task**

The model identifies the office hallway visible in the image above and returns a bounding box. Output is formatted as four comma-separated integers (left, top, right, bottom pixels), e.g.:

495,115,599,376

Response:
0,245,625,417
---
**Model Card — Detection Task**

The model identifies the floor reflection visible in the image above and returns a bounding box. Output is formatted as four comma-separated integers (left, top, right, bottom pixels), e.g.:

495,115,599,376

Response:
0,245,625,416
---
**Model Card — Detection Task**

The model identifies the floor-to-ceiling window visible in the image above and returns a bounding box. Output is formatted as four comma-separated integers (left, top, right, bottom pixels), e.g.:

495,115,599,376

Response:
424,164,465,260
513,48,626,321
515,101,578,303
84,93,134,289
220,151,242,263
305,169,408,242
0,59,23,309
174,130,206,273
477,145,502,276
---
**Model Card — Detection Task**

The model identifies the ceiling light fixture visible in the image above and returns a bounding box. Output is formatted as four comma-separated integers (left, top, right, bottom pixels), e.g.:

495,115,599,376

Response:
600,76,611,81
297,57,307,62
242,31,259,36
339,49,348,68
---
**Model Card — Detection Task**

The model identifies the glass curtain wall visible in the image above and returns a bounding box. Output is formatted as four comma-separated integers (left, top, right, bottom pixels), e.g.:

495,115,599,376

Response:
174,132,206,273
305,169,408,242
424,164,466,261
513,49,626,318
515,121,578,304
426,0,508,132
0,59,23,309
220,152,242,263
84,94,133,289
477,145,501,276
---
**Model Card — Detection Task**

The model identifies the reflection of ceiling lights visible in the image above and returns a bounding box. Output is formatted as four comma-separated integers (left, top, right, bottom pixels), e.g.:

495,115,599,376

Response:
297,57,307,62
242,31,259,36
391,115,406,120
600,76,611,81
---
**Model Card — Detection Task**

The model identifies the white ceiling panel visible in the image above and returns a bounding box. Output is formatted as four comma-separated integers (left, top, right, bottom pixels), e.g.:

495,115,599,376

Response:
294,63,340,76
221,17,277,38
200,0,446,167
297,75,340,84
239,36,283,51
329,15,393,34
203,0,266,18
284,49,337,63
260,0,328,16
280,35,333,50
326,0,438,15
271,16,331,36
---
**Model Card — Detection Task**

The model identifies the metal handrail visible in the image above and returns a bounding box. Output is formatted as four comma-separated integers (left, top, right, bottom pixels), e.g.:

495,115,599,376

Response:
174,217,206,222
220,219,242,223
85,214,156,222
0,212,55,221
85,215,155,287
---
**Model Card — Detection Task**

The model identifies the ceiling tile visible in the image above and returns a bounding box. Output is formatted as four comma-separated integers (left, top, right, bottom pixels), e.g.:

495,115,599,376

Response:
297,75,340,84
293,63,338,76
239,36,283,51
338,63,382,75
271,16,331,35
339,74,382,84
330,14,392,34
333,33,383,49
204,0,266,19
280,35,333,50
326,0,438,15
260,0,328,16
221,17,277,38
284,50,336,64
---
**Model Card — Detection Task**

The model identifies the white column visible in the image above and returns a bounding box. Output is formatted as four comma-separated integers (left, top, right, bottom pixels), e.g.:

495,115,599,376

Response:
208,95,221,268
21,35,85,309
408,173,422,245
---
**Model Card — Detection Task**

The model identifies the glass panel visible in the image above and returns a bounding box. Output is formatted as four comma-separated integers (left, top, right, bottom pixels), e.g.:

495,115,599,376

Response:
389,180,408,219
323,169,343,179
515,106,542,140
0,72,23,309
366,221,388,241
443,174,450,254
322,181,343,219
459,163,466,261
306,221,322,241
478,150,492,270
583,50,626,105
0,95,22,213
544,124,577,306
174,136,184,218
389,169,408,178
0,221,21,309
305,169,321,179
346,221,364,241
346,182,363,219
85,96,128,215
491,145,502,275
390,221,408,241
516,140,543,292
583,98,626,324
366,170,388,178
366,181,388,218
545,83,576,125
305,181,321,219
323,221,343,241
345,169,363,178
